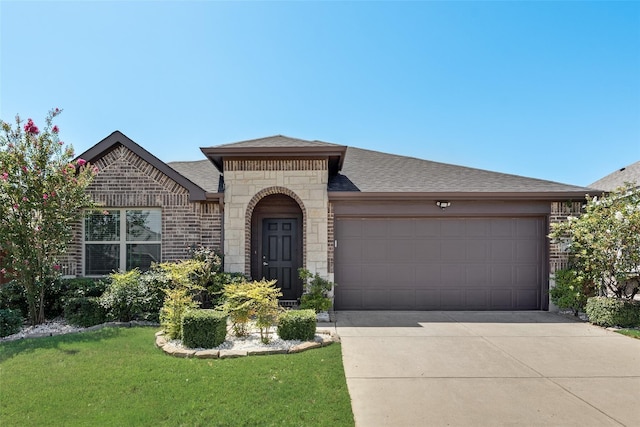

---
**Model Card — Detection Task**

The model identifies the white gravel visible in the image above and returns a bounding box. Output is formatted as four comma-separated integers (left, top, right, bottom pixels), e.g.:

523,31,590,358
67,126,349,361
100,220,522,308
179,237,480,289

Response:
0,318,86,342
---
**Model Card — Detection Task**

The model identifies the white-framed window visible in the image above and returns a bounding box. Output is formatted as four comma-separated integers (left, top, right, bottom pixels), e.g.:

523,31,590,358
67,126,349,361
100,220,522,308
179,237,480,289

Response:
83,208,162,276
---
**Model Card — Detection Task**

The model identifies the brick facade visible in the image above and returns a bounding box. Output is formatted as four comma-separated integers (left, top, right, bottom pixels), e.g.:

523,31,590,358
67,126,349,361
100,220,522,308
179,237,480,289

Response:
63,145,222,276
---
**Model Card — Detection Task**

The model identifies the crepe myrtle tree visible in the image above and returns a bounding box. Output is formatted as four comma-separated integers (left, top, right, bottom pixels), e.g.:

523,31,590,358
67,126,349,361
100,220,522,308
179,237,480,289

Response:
550,183,640,300
0,109,97,325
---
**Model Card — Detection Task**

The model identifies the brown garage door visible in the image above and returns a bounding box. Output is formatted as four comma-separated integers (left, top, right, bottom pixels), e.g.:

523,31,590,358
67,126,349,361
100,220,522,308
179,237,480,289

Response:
334,217,546,310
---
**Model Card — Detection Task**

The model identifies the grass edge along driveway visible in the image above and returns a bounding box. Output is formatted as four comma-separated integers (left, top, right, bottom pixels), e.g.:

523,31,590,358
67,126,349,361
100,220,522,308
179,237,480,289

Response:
0,327,354,427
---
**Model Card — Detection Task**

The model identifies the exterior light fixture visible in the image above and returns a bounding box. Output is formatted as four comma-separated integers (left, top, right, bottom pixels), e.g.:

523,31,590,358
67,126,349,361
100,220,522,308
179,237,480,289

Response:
436,201,451,210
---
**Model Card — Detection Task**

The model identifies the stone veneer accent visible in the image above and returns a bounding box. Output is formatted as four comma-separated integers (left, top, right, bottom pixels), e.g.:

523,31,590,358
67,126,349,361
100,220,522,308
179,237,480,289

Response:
61,145,222,276
223,159,331,281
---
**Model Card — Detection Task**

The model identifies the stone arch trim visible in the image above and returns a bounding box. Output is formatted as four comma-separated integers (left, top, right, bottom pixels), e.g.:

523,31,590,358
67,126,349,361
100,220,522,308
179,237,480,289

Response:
244,187,307,276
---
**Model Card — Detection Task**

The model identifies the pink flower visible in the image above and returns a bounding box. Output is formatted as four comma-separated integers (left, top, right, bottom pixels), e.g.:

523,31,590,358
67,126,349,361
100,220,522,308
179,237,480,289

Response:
0,268,6,275
13,204,18,210
54,108,60,113
1,172,7,181
52,125,59,133
77,158,87,166
22,166,28,173
22,197,28,202
43,193,48,200
53,265,61,271
24,118,39,134
92,166,99,174
58,141,64,145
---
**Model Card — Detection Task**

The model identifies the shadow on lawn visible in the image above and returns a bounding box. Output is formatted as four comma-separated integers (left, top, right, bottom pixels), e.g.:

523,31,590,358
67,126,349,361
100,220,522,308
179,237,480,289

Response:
0,327,123,361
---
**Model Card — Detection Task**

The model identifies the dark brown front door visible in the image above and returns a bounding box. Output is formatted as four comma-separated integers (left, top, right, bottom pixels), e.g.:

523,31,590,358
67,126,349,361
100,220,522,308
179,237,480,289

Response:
262,218,301,300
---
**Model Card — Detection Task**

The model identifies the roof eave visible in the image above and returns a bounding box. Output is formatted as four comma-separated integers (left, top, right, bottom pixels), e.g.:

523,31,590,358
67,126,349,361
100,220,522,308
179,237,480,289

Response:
328,191,591,202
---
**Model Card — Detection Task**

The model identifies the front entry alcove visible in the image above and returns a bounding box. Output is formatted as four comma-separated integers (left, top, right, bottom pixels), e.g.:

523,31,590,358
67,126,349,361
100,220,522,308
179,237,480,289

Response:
250,194,304,302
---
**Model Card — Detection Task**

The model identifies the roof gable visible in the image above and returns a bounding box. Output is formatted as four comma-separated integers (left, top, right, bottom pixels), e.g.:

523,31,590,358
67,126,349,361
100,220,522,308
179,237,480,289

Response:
201,135,347,174
78,131,211,201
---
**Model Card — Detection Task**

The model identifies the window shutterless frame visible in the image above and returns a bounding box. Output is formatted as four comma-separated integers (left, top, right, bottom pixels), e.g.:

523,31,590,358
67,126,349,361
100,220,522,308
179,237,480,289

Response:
83,208,162,276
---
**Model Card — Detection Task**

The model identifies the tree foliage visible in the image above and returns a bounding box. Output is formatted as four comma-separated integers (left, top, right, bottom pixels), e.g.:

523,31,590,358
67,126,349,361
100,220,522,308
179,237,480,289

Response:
0,109,97,324
549,184,640,300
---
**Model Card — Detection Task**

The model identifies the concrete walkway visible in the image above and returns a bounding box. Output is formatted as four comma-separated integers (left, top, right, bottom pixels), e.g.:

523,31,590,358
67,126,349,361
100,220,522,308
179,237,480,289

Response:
332,311,640,427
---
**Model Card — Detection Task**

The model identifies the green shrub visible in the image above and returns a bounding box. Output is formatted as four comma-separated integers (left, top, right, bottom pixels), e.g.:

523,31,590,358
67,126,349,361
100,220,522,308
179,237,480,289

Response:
550,268,596,316
0,281,28,317
298,269,333,313
277,309,316,341
221,279,282,341
64,297,107,327
160,287,200,340
181,309,227,348
46,278,106,318
585,296,640,328
100,269,164,322
0,308,23,337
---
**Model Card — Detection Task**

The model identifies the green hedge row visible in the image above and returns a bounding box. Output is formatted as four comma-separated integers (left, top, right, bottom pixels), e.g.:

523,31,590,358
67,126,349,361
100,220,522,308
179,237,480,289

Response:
585,297,640,328
64,297,108,327
277,309,316,341
0,308,23,337
181,309,228,348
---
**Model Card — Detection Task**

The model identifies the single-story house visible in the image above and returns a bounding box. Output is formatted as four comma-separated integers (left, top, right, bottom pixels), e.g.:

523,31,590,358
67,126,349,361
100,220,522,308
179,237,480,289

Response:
589,160,640,191
61,131,592,311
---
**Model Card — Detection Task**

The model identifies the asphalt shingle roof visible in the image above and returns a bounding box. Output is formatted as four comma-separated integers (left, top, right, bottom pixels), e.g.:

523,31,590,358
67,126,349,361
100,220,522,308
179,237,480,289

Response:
589,161,640,191
169,136,591,195
327,147,590,193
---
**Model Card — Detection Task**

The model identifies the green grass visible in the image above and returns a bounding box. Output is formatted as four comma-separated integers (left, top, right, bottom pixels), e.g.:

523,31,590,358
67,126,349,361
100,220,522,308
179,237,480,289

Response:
615,328,640,339
0,327,354,427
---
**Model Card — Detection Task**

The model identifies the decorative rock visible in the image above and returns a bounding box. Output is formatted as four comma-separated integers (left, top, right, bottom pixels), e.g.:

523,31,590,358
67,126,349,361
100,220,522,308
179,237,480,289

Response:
194,349,219,359
172,348,197,358
219,349,248,359
316,311,331,322
155,335,167,348
248,348,288,356
288,341,322,353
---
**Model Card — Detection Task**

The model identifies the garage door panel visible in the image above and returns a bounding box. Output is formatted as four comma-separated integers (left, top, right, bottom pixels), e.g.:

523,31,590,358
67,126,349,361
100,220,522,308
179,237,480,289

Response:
363,289,390,308
362,240,388,261
388,290,417,309
416,290,441,309
335,217,544,310
361,263,389,283
465,289,489,309
441,289,464,308
516,290,539,309
415,240,441,260
387,240,415,262
490,289,513,309
442,220,466,237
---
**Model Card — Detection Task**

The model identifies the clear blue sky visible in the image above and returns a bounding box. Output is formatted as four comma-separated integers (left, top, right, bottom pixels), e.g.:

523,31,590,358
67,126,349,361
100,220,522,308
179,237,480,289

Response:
1,1,639,187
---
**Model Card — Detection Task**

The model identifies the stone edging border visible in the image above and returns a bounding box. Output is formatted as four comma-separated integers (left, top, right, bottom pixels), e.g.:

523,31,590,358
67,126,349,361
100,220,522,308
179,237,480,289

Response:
155,330,340,359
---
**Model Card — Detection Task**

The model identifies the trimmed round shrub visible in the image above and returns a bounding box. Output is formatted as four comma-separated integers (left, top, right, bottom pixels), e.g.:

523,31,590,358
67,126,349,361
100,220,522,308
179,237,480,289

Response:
585,296,640,328
64,297,107,327
277,309,316,341
0,308,23,337
181,309,227,349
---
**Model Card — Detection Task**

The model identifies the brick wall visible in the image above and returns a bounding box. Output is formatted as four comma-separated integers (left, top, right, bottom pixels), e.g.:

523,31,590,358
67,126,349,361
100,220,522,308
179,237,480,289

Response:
61,145,222,276
549,201,583,274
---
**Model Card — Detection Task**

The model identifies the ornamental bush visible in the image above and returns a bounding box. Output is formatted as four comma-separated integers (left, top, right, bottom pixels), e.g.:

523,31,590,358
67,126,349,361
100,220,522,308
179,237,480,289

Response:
550,268,596,316
181,309,227,349
64,297,107,327
585,296,640,328
277,309,316,341
298,269,333,313
100,269,164,322
221,279,282,342
0,308,23,337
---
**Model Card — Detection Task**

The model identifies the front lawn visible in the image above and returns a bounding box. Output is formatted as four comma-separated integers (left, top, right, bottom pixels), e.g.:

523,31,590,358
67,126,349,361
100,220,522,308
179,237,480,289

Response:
615,328,640,339
0,327,354,426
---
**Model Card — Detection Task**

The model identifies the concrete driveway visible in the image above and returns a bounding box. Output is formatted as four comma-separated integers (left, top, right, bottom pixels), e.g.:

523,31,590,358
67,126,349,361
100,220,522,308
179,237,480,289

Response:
333,311,640,427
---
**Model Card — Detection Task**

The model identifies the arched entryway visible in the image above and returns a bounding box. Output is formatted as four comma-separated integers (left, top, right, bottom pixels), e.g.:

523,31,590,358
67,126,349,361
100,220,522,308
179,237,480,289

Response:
249,193,304,302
